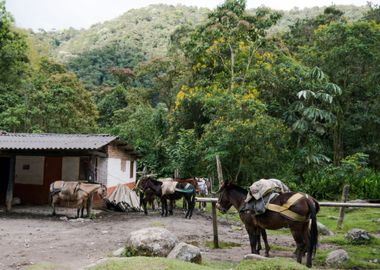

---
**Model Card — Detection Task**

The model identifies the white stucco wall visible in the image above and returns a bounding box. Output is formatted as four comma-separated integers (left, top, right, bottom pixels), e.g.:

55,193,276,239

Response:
97,157,108,185
106,158,136,187
15,156,45,185
61,157,80,180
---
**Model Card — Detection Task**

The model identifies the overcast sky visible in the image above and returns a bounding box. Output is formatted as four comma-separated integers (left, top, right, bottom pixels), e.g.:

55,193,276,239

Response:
6,0,376,31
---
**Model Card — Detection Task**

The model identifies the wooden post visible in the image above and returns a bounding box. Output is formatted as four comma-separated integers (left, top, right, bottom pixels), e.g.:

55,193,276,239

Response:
211,201,219,248
5,156,15,212
216,155,223,187
337,185,349,229
174,169,179,178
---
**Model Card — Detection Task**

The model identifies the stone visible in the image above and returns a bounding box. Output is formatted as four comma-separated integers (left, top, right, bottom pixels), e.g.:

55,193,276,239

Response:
125,227,178,257
317,222,334,236
345,228,372,244
373,218,380,224
243,254,269,260
112,247,125,257
167,242,202,264
326,249,349,266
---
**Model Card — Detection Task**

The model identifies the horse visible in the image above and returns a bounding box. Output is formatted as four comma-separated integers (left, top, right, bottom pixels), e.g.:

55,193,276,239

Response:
49,181,107,218
138,176,196,219
216,181,319,268
139,188,160,215
196,177,210,211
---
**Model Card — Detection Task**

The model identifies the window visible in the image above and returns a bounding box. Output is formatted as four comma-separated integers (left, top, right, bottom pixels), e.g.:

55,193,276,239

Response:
130,160,134,178
121,159,126,172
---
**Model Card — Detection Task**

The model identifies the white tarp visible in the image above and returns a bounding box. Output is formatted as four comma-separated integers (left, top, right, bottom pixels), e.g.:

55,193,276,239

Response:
106,184,142,212
245,178,290,202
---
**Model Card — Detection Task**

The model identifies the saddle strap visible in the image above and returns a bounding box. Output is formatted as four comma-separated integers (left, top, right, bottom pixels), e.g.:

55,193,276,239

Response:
267,193,307,222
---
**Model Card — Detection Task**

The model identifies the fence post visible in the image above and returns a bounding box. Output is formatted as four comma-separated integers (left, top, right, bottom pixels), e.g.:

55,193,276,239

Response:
337,185,350,229
211,201,219,248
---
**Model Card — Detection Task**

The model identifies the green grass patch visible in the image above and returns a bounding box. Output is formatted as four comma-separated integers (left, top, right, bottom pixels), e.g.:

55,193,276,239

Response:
236,258,308,270
88,257,216,270
205,240,242,249
202,259,237,269
26,262,69,270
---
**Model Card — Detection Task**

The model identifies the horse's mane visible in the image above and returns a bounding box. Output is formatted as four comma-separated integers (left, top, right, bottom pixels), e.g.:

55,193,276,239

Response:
228,183,248,195
147,177,162,186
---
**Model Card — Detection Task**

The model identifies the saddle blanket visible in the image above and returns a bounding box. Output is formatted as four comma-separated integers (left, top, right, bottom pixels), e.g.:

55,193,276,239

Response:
240,192,279,215
245,178,290,202
161,181,178,195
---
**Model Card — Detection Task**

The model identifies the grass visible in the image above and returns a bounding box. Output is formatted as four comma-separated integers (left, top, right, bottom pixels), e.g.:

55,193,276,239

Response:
88,257,216,270
204,240,241,249
204,201,380,269
236,258,308,270
26,262,69,270
88,257,309,270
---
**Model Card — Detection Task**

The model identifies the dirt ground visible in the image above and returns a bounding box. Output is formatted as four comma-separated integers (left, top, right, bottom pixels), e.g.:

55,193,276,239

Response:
0,205,320,270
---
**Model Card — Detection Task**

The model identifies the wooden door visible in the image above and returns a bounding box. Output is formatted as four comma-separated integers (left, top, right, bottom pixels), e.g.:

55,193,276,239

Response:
43,157,62,203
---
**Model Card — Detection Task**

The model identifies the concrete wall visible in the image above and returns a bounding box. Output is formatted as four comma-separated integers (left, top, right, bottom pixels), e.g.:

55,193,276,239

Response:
15,156,44,185
61,157,80,180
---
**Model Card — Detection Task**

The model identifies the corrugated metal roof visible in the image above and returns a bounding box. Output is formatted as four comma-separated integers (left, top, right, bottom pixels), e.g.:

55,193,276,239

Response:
0,133,118,150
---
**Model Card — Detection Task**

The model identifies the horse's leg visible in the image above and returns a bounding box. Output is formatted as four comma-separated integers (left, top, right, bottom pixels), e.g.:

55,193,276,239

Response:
291,228,305,264
246,227,259,254
255,227,262,254
142,194,148,215
169,200,174,215
261,229,270,257
187,192,195,219
51,195,57,216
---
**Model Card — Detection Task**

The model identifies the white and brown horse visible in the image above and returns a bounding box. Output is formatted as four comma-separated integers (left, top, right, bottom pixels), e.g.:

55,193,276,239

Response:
49,181,107,218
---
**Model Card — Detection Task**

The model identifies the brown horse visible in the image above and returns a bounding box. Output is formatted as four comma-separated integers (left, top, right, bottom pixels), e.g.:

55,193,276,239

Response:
216,182,319,268
50,181,107,218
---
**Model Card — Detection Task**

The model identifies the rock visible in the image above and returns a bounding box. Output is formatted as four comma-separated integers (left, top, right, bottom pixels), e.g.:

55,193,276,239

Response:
112,247,125,257
125,227,178,257
317,222,334,236
167,242,202,264
373,218,380,224
244,254,269,260
12,197,21,206
326,249,349,266
345,228,372,244
59,216,68,221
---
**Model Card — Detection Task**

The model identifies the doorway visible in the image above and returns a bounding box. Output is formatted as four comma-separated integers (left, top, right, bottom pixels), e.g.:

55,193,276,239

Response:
0,157,10,205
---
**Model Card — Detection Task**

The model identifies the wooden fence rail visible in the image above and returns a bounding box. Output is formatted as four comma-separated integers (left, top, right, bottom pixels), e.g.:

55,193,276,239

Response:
195,197,380,248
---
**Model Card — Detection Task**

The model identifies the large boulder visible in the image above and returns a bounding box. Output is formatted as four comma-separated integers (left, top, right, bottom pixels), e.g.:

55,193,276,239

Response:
125,227,178,257
326,249,349,266
167,242,202,264
317,222,334,236
345,228,372,244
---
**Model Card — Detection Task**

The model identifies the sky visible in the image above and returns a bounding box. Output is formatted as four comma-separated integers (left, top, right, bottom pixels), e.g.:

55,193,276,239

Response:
5,0,378,31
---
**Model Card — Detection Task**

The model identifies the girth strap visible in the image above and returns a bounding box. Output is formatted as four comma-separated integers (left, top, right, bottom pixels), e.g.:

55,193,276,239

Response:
267,193,307,222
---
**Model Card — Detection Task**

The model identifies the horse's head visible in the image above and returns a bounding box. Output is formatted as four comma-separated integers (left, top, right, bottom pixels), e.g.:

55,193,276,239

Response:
97,184,107,199
137,175,156,191
216,181,233,214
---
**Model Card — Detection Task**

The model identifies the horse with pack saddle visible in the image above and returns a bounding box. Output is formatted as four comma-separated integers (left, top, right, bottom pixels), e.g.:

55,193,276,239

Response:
49,181,107,218
137,175,196,219
216,178,319,268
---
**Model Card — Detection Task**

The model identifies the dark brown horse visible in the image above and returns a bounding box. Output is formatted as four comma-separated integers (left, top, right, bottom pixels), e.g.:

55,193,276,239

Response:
216,182,319,268
138,176,196,219
139,188,161,215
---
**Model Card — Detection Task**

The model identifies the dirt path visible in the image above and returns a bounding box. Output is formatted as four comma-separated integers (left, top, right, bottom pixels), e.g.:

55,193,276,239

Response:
0,206,322,270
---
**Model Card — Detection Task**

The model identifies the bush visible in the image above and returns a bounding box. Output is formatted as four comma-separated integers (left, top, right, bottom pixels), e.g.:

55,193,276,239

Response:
300,153,380,200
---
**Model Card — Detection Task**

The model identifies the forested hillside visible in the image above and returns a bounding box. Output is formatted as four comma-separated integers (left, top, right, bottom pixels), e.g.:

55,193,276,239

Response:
1,0,379,199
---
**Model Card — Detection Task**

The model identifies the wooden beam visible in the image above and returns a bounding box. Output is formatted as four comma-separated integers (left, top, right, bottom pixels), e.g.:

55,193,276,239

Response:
319,202,380,208
5,156,15,212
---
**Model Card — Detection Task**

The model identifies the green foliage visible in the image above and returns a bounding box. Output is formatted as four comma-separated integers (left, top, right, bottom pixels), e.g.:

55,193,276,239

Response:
301,153,380,199
67,43,145,90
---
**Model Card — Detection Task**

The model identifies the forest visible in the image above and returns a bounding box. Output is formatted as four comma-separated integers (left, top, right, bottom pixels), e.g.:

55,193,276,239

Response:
1,0,379,200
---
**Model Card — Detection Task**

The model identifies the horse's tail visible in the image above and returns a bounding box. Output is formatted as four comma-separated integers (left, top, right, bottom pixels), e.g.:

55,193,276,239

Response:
306,197,318,267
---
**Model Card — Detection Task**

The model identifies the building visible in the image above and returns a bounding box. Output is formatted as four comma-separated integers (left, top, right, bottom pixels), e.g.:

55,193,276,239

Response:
0,133,140,210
